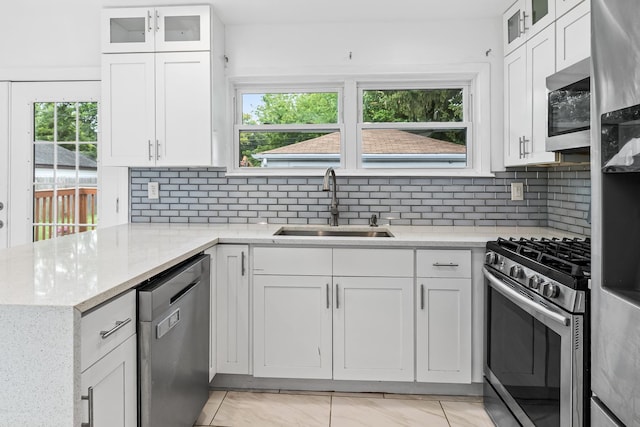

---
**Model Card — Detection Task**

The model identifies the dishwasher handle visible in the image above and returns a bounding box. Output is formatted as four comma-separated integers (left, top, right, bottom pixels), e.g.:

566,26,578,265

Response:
170,280,199,305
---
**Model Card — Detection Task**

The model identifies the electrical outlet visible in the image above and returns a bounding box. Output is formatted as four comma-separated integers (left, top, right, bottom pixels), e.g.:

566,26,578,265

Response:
147,182,159,200
511,182,524,201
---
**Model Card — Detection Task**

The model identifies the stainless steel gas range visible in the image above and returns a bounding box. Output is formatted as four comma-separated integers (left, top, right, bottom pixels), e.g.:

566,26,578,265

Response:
483,237,591,427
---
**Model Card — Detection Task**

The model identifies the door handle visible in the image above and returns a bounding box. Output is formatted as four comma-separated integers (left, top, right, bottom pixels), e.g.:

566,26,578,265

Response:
420,284,425,310
335,284,340,309
241,251,246,276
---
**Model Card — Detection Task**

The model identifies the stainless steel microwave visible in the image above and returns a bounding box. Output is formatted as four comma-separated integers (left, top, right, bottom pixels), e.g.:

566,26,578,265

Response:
546,58,591,152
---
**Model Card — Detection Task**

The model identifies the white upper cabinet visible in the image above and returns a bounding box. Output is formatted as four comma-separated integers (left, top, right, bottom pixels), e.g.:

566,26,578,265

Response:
101,51,211,167
555,0,590,70
556,0,585,19
102,6,210,53
504,19,557,166
503,0,556,56
524,25,557,165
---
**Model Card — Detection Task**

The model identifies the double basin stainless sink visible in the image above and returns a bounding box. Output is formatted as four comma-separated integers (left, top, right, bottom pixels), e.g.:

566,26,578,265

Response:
273,226,394,238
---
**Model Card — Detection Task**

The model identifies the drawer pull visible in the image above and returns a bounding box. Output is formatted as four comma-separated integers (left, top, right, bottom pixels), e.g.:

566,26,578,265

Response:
100,318,132,339
433,262,459,267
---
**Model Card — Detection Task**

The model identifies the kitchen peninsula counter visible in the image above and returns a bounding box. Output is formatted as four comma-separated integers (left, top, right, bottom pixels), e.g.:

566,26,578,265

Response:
0,223,579,426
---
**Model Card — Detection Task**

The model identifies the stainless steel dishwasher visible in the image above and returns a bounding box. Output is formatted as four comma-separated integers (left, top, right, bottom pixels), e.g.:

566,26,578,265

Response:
138,253,210,427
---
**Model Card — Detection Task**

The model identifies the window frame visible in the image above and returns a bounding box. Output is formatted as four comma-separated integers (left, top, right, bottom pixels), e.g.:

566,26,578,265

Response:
356,81,472,170
228,66,491,177
234,85,345,169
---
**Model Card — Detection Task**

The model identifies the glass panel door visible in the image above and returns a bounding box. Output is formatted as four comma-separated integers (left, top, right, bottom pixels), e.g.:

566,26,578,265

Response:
9,81,100,246
32,102,98,241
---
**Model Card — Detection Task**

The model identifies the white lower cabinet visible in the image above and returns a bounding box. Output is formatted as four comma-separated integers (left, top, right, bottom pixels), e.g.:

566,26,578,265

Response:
253,274,333,379
333,276,414,382
416,250,472,384
80,290,137,427
216,245,250,374
81,335,137,427
252,247,414,382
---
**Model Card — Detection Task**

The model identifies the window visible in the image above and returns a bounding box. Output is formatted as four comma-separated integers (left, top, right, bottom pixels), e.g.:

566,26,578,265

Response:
33,101,98,241
236,89,342,168
232,70,488,175
359,86,470,168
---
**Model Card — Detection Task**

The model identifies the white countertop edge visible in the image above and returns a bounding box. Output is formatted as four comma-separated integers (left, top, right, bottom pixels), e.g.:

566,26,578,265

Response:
75,239,219,313
0,224,584,312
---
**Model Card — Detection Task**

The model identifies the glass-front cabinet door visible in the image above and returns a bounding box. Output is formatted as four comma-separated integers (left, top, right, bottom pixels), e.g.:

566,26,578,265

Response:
528,0,555,37
102,8,155,53
503,0,555,56
102,6,210,53
154,6,210,52
503,0,526,55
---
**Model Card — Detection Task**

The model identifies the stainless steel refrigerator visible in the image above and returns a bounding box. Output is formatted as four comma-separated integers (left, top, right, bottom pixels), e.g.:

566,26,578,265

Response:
592,0,640,425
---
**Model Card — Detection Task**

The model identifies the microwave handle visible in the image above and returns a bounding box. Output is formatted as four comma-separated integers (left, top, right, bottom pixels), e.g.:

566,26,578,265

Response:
483,267,570,327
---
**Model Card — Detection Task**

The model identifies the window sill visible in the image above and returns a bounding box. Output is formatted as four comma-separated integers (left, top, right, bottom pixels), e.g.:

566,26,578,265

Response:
224,168,495,178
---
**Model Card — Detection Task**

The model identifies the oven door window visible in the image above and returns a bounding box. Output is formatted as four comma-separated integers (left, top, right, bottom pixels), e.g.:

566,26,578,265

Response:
487,287,561,427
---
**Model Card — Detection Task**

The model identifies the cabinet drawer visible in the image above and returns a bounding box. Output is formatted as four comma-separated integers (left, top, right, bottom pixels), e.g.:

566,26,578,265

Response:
333,249,413,277
416,250,471,278
253,247,332,276
81,290,136,372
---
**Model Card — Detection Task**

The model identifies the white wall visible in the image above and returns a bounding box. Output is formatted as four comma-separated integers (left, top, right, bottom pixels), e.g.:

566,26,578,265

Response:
0,1,101,72
226,19,505,171
226,20,501,76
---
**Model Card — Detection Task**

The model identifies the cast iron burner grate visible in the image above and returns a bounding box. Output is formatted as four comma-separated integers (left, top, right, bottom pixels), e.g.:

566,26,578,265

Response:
495,237,591,279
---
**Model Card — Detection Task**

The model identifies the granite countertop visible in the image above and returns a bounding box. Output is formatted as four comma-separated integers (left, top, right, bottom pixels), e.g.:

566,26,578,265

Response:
0,223,581,312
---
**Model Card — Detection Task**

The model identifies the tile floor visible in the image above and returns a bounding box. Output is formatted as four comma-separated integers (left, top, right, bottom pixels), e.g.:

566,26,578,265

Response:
194,390,495,426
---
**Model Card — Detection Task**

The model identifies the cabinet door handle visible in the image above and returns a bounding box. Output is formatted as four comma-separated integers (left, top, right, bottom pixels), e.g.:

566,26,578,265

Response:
81,386,94,427
156,10,160,32
156,139,160,160
148,140,153,161
520,11,529,34
522,137,530,156
433,262,459,267
518,136,523,159
335,284,340,309
420,284,425,310
326,283,330,309
147,10,153,32
100,318,132,339
241,251,246,276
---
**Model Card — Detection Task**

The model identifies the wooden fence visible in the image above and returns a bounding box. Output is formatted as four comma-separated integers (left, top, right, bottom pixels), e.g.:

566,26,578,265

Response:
33,187,97,241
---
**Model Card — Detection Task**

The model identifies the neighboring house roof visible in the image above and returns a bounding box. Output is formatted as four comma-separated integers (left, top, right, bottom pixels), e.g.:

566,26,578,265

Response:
34,144,97,169
255,129,466,156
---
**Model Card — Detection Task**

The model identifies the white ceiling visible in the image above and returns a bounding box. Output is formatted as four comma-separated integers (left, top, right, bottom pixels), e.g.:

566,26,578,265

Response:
101,0,509,25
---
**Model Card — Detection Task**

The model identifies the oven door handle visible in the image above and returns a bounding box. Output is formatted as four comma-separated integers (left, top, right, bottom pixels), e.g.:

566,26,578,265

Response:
483,267,570,327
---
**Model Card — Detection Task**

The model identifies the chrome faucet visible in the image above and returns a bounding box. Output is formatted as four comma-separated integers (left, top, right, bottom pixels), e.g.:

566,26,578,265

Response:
322,167,339,226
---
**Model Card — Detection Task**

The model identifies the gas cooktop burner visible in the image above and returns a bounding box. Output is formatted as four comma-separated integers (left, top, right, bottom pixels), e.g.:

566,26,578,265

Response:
486,236,591,290
496,237,590,277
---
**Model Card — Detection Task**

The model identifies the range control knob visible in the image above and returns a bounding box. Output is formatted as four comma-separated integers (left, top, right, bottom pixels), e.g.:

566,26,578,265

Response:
509,265,524,279
528,275,543,290
485,252,499,265
542,282,560,298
